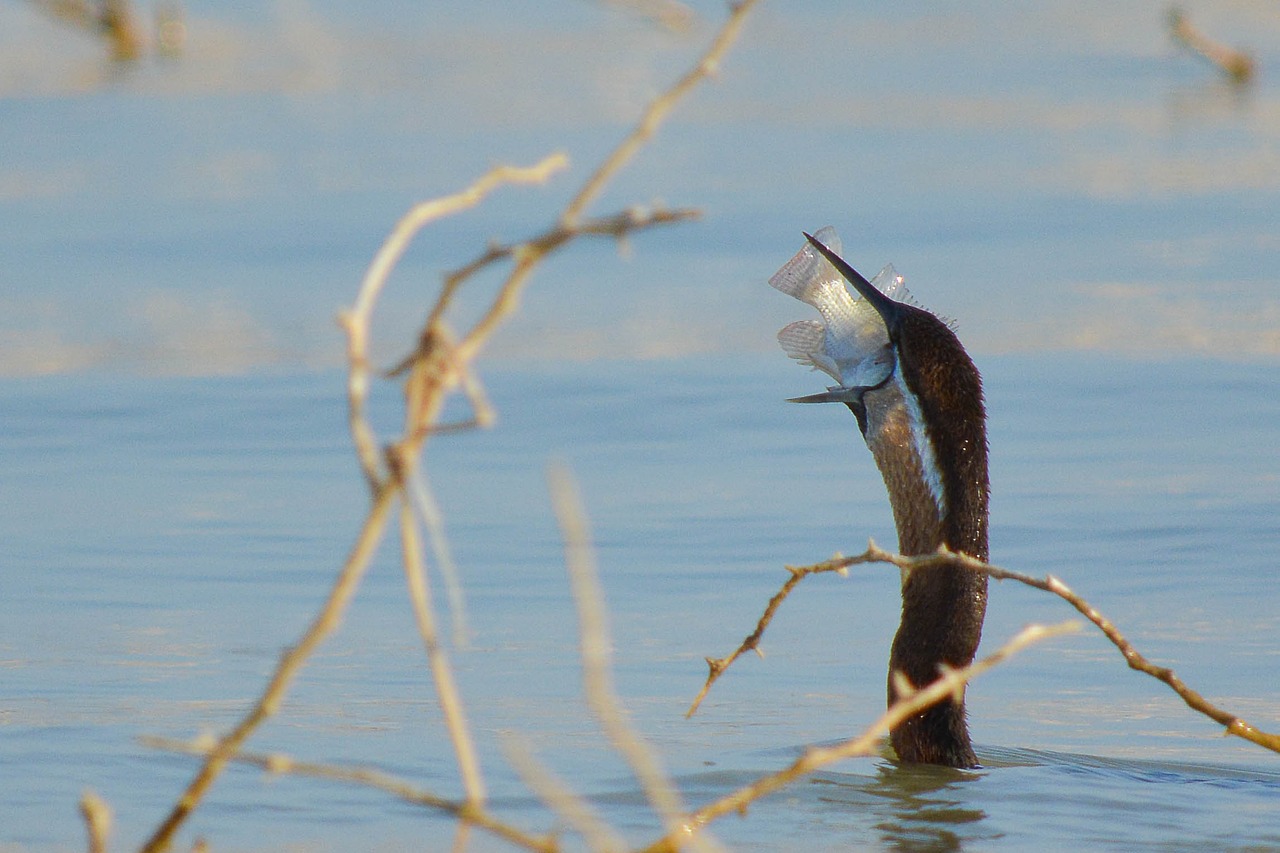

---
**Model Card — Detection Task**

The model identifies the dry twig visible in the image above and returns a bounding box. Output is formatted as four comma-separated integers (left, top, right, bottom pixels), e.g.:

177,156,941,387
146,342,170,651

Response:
685,556,853,717
647,622,1077,853
139,484,399,853
1169,8,1256,84
398,499,487,803
80,791,112,853
550,465,721,853
137,1,763,848
503,733,626,853
140,736,556,852
689,539,1280,756
339,154,569,494
30,0,144,60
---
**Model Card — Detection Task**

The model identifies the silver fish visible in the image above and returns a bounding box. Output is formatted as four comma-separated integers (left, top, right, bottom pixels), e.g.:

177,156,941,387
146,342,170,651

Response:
768,226,910,403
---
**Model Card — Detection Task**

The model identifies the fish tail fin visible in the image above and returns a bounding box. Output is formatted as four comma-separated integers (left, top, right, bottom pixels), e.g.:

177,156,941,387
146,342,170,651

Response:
768,226,843,307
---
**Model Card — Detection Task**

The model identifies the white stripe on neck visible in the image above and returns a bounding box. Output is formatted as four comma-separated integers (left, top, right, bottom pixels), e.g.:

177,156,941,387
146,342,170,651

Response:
895,373,947,520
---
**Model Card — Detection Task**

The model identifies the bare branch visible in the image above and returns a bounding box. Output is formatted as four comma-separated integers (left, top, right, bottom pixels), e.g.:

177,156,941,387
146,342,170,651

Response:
79,790,111,853
648,622,1077,853
140,737,556,853
1169,8,1255,84
560,0,761,229
138,484,399,853
685,556,852,717
398,499,487,804
549,464,719,852
691,539,1280,756
446,207,700,367
503,733,626,853
339,154,568,493
136,2,764,846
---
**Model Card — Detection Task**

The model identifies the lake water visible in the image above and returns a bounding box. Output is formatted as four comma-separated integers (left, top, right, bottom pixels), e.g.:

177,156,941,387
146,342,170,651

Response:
2,2,1280,851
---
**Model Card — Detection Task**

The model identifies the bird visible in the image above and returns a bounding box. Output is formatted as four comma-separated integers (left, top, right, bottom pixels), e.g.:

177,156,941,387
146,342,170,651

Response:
769,228,989,768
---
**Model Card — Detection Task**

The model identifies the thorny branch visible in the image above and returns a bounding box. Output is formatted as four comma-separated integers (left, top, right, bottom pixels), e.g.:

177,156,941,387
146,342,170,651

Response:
687,540,1280,757
646,622,1078,853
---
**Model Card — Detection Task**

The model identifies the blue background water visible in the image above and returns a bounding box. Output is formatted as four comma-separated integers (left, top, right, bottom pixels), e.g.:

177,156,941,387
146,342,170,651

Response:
2,1,1279,850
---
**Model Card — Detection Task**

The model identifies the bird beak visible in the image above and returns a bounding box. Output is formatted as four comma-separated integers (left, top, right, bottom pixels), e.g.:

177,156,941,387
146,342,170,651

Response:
802,231,902,335
786,387,864,405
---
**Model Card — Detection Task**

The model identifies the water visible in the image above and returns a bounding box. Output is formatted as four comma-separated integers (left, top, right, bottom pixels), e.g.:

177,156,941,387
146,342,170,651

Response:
3,1,1280,850
4,358,1279,850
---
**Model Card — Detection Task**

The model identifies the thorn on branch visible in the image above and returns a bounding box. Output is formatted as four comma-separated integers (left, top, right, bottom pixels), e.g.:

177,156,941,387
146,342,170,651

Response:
691,539,1280,758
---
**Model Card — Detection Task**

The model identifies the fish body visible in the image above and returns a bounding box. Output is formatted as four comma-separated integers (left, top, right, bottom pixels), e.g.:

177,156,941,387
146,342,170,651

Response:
768,226,909,394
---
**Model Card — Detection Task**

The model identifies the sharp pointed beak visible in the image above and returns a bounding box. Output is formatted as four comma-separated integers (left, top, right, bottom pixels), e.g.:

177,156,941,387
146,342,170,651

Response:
786,387,863,405
802,231,902,333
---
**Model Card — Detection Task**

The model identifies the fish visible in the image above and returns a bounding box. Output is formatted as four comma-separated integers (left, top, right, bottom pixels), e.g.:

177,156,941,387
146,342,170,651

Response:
768,226,910,403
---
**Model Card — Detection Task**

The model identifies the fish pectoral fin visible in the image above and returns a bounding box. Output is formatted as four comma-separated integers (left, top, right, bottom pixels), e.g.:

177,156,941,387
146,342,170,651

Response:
786,386,863,405
777,321,842,383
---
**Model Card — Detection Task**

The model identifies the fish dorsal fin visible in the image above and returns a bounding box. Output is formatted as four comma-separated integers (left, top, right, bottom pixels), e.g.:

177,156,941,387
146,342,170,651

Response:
872,263,914,306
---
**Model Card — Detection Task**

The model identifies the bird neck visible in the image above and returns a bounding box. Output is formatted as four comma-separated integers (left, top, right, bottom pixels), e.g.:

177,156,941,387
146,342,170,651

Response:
860,346,989,768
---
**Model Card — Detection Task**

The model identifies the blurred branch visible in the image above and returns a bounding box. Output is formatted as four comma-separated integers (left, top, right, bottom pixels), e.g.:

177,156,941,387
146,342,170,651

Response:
428,205,700,340
1169,8,1255,84
139,484,399,853
340,154,569,494
550,465,721,853
561,0,758,230
690,539,1280,757
136,0,763,847
648,622,1077,852
398,499,486,804
29,0,146,60
594,0,697,35
140,736,556,852
504,733,629,853
80,791,112,853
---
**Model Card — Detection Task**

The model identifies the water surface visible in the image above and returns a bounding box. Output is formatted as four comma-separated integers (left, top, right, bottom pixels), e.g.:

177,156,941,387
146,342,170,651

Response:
3,357,1279,850
2,1,1280,850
